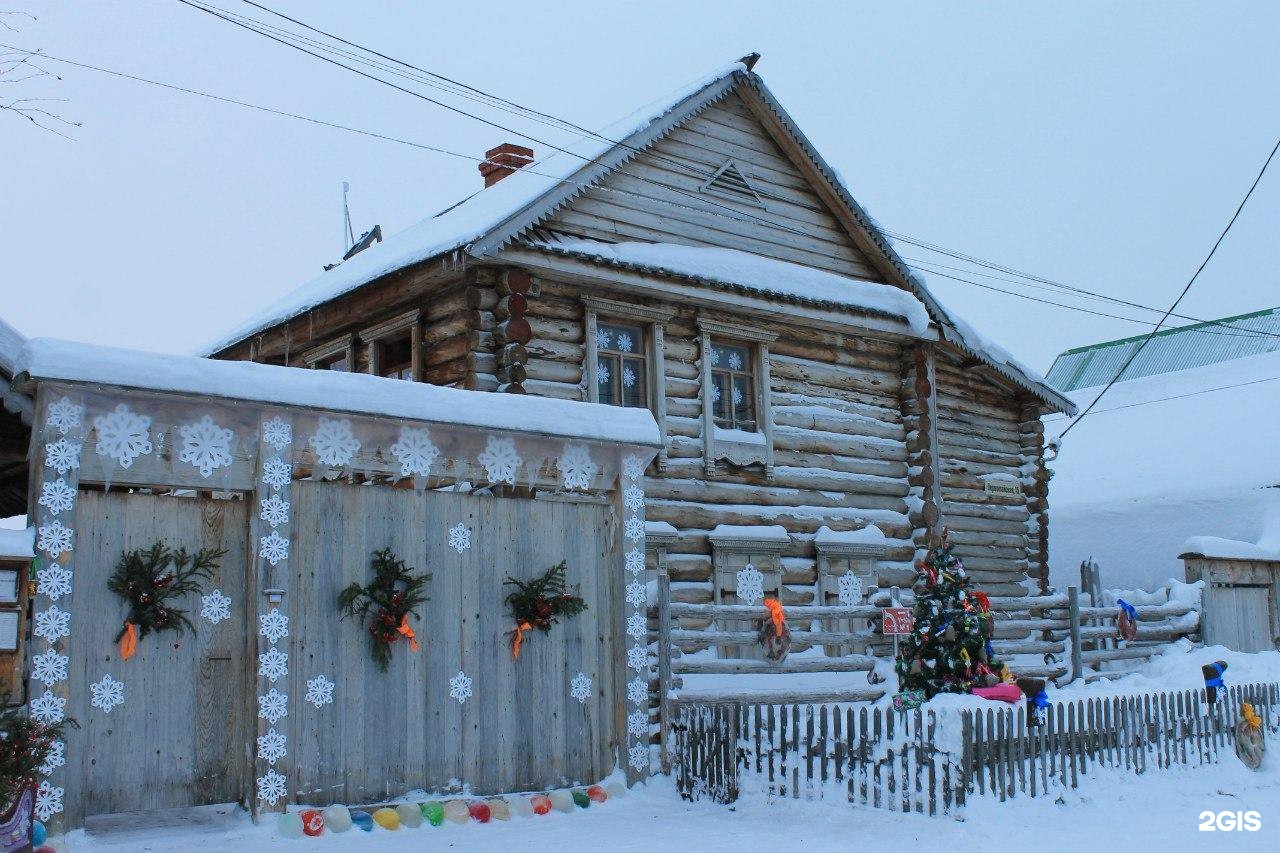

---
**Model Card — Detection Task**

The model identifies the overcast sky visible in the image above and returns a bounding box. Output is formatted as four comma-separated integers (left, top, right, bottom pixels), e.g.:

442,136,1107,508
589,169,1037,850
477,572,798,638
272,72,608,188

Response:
4,1,1278,373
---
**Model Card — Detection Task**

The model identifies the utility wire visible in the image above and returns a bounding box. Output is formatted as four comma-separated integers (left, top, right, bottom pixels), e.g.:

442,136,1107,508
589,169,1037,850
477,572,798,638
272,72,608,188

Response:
1058,134,1280,438
1042,373,1280,423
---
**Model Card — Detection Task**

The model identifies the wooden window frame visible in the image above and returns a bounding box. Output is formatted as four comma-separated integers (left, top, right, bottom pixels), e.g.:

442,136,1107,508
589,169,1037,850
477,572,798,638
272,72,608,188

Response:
583,296,674,470
595,320,651,410
359,309,423,382
302,334,357,373
708,526,789,659
697,316,776,479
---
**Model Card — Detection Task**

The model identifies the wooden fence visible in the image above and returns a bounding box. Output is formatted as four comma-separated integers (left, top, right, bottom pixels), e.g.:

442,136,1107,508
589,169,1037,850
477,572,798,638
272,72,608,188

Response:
672,681,1279,813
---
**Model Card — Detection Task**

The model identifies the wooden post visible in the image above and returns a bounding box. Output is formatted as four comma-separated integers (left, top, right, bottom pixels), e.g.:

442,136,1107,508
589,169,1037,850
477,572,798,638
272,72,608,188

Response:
1068,586,1082,683
618,448,650,785
657,570,673,773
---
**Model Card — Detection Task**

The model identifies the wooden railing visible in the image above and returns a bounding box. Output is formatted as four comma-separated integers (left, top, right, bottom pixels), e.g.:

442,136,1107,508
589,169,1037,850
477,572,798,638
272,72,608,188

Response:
672,682,1279,814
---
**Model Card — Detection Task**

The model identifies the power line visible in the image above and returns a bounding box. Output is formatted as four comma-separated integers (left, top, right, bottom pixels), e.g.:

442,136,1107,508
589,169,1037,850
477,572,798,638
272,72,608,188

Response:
1058,134,1280,439
1042,372,1280,423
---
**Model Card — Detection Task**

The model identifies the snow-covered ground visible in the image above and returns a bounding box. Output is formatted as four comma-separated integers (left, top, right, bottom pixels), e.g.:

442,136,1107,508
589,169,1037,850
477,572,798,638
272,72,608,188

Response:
55,643,1280,853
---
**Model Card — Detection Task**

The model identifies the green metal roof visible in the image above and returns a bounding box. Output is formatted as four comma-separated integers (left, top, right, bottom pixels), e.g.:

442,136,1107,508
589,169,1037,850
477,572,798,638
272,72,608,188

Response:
1045,307,1280,391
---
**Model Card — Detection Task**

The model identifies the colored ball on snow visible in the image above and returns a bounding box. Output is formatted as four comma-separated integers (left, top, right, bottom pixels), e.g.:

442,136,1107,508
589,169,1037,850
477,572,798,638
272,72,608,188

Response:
571,790,590,809
350,810,374,832
530,794,552,815
443,799,470,824
277,812,303,838
300,809,325,836
396,803,423,828
550,790,575,813
586,785,608,803
322,805,352,833
31,820,47,846
33,847,56,853
487,798,511,821
508,795,534,817
421,801,445,826
468,801,492,823
372,807,400,830
605,782,626,799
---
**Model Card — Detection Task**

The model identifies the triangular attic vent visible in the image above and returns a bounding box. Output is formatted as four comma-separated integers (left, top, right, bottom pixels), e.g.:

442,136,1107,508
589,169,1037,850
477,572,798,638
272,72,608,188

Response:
699,159,765,208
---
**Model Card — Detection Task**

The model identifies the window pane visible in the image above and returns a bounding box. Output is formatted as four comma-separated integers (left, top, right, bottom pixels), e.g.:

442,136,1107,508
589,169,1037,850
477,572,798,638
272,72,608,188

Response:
722,345,749,372
324,354,349,372
733,375,755,431
711,371,731,425
622,355,647,408
598,353,619,405
380,335,414,379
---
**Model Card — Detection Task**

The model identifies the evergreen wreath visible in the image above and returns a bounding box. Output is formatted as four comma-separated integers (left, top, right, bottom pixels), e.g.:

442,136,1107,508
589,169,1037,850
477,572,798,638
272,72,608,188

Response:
504,561,587,659
337,548,431,672
107,541,225,659
0,708,76,808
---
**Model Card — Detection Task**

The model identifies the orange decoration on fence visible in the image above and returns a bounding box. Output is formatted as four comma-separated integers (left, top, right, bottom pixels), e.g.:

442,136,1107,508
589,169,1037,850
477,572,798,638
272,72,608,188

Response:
119,621,138,661
510,621,533,660
763,598,785,634
397,614,420,652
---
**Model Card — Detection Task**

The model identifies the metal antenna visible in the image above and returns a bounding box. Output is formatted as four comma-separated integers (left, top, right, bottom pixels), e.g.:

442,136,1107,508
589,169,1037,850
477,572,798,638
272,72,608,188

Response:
342,181,354,250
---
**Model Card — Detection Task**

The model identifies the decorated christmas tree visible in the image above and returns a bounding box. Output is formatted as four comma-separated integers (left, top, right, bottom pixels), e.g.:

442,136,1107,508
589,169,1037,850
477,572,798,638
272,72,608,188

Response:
895,531,1004,700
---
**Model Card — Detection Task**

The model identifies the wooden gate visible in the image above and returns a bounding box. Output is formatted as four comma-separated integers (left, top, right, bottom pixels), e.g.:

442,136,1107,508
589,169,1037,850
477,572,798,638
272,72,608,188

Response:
286,481,621,804
66,490,251,823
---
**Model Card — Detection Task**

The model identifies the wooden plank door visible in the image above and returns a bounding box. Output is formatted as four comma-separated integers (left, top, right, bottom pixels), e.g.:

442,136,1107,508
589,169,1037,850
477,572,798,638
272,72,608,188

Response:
67,490,251,823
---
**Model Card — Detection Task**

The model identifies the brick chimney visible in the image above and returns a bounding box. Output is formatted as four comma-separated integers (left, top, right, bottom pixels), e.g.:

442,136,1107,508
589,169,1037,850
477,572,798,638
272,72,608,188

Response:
479,143,534,187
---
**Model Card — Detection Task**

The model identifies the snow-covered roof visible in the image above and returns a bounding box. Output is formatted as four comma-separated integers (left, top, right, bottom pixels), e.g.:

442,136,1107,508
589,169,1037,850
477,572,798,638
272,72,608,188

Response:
16,338,661,447
0,316,24,378
526,238,931,334
201,56,1072,415
0,526,34,560
1179,536,1280,562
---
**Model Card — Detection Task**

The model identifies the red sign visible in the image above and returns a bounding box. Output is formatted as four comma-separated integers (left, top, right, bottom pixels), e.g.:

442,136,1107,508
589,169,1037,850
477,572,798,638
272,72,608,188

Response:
882,607,914,636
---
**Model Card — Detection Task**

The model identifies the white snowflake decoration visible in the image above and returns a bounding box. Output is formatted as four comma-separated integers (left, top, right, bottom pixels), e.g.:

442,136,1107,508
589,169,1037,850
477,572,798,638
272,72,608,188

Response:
477,436,521,485
200,589,232,625
708,347,721,367
732,385,744,406
626,612,646,640
43,438,81,475
622,453,645,481
627,676,647,705
305,675,334,708
627,710,648,737
622,364,637,388
38,478,76,516
258,688,289,723
837,571,865,607
35,781,64,822
258,648,289,683
46,397,83,435
31,649,68,687
736,564,764,605
728,351,744,370
625,549,645,575
178,415,235,478
259,609,289,645
449,670,473,704
259,531,289,566
557,443,598,491
259,494,290,528
390,425,439,478
90,674,125,714
309,416,360,467
627,644,649,671
624,516,645,542
262,457,291,490
93,403,152,468
623,485,644,512
39,740,65,776
29,691,66,725
448,523,471,554
710,383,721,404
597,361,610,385
37,520,73,558
257,728,288,765
262,416,292,451
36,564,73,602
625,581,646,607
569,672,592,704
616,332,635,353
256,769,287,805
595,328,611,350
33,605,71,643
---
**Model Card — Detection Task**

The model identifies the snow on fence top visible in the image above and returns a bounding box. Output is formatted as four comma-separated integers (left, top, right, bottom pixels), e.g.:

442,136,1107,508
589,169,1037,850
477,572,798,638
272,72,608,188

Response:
16,338,661,447
0,526,34,559
1179,536,1280,562
200,61,749,357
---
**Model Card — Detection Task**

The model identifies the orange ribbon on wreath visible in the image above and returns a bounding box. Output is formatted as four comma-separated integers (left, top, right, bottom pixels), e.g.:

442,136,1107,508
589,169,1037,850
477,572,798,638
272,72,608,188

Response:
510,620,533,660
763,598,785,634
120,621,139,661
397,614,420,652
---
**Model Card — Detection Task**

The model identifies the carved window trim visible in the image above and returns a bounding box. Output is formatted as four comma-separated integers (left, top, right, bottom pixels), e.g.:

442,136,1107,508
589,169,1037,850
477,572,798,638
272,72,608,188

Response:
697,316,776,479
359,309,423,382
583,296,674,470
302,334,357,372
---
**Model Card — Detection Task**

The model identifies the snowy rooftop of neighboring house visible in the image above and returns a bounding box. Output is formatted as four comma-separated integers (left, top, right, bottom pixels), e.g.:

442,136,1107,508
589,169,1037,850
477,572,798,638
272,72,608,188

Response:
0,526,34,560
16,338,661,447
1045,306,1280,392
1045,347,1280,507
0,316,25,378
